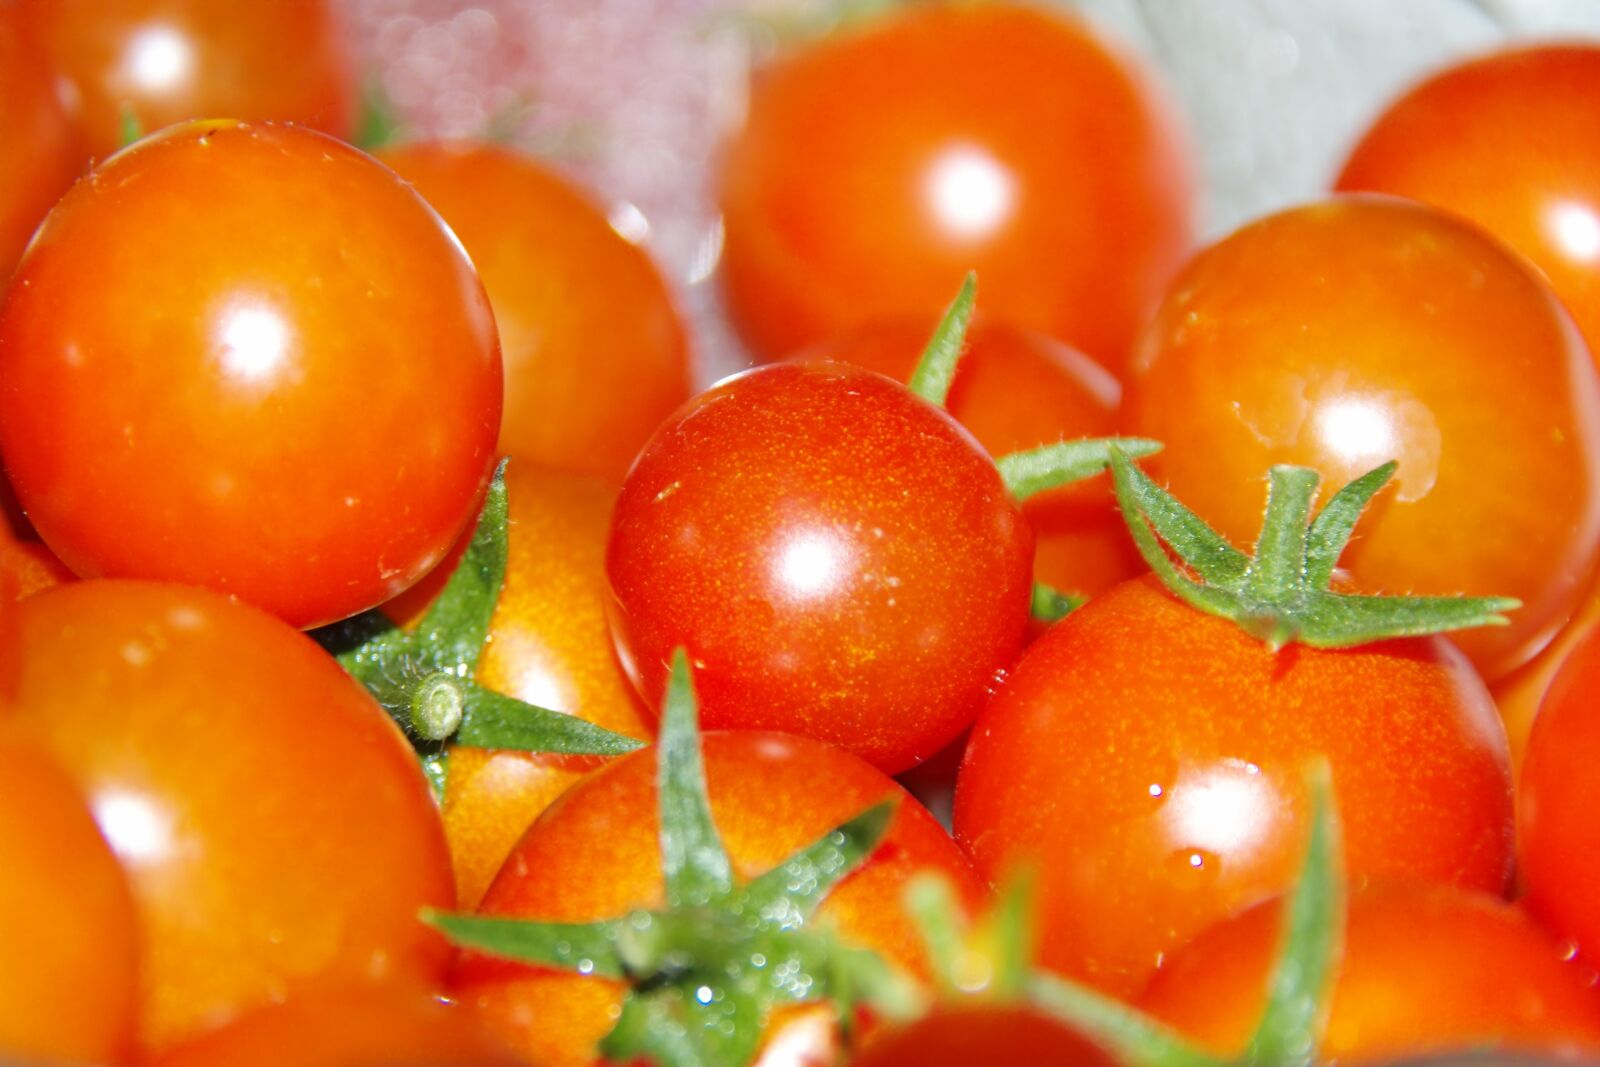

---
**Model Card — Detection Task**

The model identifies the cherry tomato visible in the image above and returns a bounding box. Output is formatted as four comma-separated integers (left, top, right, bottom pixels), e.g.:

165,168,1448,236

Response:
1,523,73,601
0,733,138,1066
806,317,1141,599
20,0,355,159
2,581,455,1055
377,143,691,481
0,120,501,629
953,576,1513,998
1138,881,1600,1063
1123,196,1600,681
1337,45,1600,357
1493,573,1600,771
606,361,1033,774
150,985,525,1067
1520,624,1600,963
0,7,82,277
718,2,1194,374
451,730,984,1067
847,1006,1115,1067
384,464,652,908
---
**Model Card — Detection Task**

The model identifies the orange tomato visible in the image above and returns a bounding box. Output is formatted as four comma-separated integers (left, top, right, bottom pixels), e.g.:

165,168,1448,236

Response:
384,464,652,908
954,577,1513,998
0,733,138,1066
0,6,82,277
1493,570,1600,770
377,142,691,481
20,0,355,159
1138,881,1600,1063
451,731,984,1067
718,2,1193,374
1123,196,1600,681
3,581,455,1055
846,1006,1115,1067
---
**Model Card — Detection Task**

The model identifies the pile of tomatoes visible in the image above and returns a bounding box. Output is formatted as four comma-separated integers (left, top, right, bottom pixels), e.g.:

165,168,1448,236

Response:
6,3,1600,1066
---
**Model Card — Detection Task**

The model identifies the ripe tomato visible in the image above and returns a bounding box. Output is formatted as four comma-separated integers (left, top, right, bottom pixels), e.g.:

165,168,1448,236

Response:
377,143,691,482
1520,624,1600,963
451,730,983,1067
19,0,355,159
1,525,72,601
1123,196,1600,682
2,581,456,1055
0,120,501,629
1337,45,1600,357
150,985,525,1067
804,318,1141,599
1493,573,1600,770
0,7,82,277
1138,881,1600,1063
718,2,1193,373
953,576,1513,998
383,464,652,908
606,361,1033,774
847,1005,1115,1067
0,733,138,1067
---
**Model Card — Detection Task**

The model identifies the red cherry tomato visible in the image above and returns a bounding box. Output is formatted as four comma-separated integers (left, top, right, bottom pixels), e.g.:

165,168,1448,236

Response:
0,7,82,277
1337,45,1600,356
606,361,1033,774
0,733,138,1066
150,985,525,1067
1520,624,1600,962
847,1006,1116,1067
805,317,1141,599
384,464,652,908
1138,881,1600,1063
20,0,355,159
0,120,501,629
2,581,455,1055
1493,573,1600,771
451,731,984,1067
1123,196,1600,681
718,2,1194,374
953,576,1513,998
377,143,692,482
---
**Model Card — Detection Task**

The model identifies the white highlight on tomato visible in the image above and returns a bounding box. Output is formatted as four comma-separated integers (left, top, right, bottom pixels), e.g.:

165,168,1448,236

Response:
218,304,290,383
123,25,192,94
94,790,172,864
925,144,1015,240
1548,200,1600,263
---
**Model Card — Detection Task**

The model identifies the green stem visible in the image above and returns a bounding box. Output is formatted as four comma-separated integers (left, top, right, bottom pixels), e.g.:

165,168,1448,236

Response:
658,649,734,908
1245,467,1318,605
907,272,977,408
998,438,1163,503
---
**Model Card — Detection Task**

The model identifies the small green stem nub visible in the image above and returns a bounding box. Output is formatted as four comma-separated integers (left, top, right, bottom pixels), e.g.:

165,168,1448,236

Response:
907,272,978,408
411,671,466,741
1031,581,1086,624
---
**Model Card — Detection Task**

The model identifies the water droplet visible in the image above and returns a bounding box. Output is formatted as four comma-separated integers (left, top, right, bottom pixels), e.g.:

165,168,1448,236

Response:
1148,783,1164,799
695,985,714,1005
1560,939,1581,963
576,958,595,975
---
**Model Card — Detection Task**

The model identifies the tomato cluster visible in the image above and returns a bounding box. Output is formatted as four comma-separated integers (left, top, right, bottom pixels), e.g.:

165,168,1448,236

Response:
5,5,1600,1067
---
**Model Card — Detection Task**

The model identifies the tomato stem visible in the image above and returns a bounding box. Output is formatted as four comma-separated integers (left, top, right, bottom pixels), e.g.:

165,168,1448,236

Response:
996,437,1162,503
410,671,465,740
907,271,977,408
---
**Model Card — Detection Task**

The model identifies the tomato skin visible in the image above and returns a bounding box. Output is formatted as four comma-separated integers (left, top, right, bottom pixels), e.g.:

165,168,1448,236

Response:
0,120,501,629
606,361,1033,774
953,576,1513,998
451,730,984,1067
149,985,525,1067
719,2,1193,373
384,464,652,908
2,581,456,1055
1123,196,1600,682
1493,573,1600,771
846,1006,1116,1067
1138,881,1600,1063
1337,45,1600,357
0,733,138,1066
20,0,355,160
377,143,691,481
805,319,1141,599
0,8,82,278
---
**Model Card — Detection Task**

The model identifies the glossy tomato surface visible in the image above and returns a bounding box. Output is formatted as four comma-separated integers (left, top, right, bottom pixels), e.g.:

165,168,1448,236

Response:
384,463,652,908
1337,45,1600,357
846,1005,1116,1067
0,7,82,277
0,733,138,1067
150,985,525,1067
1493,572,1600,771
452,730,984,1067
1138,881,1600,1063
808,318,1140,599
1520,624,1600,963
719,2,1193,373
606,361,1033,774
2,581,456,1055
1123,196,1600,681
379,143,691,481
21,0,355,159
953,576,1514,998
0,120,501,629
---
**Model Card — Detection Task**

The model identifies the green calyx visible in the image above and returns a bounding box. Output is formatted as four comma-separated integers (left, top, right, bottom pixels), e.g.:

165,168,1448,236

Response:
1031,581,1086,624
1023,763,1347,1067
313,460,643,798
1109,452,1519,648
906,868,1036,1004
428,649,922,1067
